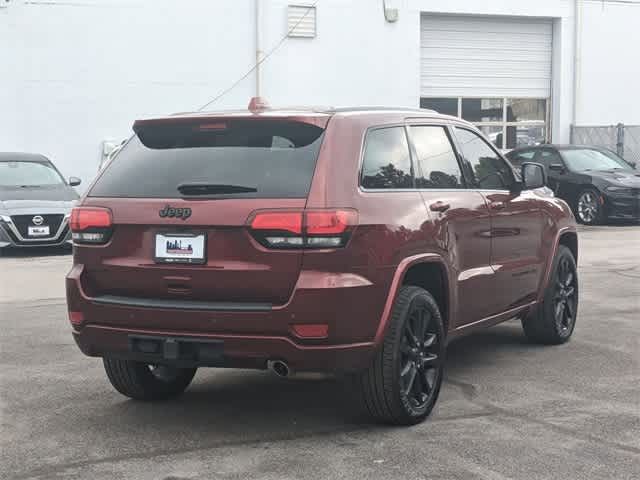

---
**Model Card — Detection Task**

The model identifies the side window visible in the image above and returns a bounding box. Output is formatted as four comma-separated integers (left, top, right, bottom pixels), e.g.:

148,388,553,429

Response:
361,127,413,189
538,149,563,169
454,127,515,190
507,150,536,167
410,126,464,189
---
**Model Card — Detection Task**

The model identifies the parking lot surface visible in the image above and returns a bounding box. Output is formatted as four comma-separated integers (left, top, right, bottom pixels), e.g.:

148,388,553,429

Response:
1,226,639,480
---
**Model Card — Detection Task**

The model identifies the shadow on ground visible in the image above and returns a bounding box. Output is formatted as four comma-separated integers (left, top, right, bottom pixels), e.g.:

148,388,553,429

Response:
66,323,536,444
0,245,71,258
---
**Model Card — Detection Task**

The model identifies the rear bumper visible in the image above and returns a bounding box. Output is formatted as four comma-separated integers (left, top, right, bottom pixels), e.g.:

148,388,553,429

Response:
72,325,375,372
66,264,390,373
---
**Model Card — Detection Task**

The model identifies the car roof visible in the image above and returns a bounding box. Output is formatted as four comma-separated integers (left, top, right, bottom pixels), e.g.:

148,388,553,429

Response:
170,105,436,116
137,105,468,127
0,152,50,163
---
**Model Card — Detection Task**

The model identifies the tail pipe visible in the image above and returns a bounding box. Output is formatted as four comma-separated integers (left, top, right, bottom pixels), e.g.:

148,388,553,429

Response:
267,359,291,378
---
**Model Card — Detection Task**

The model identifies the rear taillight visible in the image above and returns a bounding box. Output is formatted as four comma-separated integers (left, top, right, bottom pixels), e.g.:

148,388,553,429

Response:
248,209,357,249
70,207,113,244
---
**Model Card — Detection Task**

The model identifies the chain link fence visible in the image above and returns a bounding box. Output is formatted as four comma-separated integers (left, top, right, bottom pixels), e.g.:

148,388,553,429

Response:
571,124,640,165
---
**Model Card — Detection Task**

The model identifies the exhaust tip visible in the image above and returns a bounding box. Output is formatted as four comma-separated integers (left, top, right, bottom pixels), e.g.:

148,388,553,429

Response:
267,360,290,378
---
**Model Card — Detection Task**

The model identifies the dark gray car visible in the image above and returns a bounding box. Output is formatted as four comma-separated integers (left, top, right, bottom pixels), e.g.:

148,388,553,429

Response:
0,153,80,252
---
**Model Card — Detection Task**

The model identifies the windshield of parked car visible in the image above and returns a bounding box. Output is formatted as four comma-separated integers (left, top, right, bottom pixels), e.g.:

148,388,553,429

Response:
562,149,632,172
0,161,66,187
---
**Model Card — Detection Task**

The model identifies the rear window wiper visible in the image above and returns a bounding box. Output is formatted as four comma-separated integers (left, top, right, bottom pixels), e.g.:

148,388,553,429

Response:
177,183,258,195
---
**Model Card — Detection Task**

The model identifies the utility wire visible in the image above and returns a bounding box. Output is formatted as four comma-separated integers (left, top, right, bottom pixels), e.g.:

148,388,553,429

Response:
589,0,640,4
198,0,320,111
197,0,636,110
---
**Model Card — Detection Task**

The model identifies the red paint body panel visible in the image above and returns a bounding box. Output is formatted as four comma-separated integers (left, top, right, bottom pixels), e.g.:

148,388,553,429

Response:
67,108,577,373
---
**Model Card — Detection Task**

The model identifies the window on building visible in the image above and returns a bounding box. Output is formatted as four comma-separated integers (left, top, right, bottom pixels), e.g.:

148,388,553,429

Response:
420,98,458,117
410,126,464,189
420,97,549,150
361,127,413,189
454,127,515,190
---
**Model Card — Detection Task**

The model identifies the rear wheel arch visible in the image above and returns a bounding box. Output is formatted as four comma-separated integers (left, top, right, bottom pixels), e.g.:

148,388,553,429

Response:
558,231,578,264
374,255,452,346
401,261,449,334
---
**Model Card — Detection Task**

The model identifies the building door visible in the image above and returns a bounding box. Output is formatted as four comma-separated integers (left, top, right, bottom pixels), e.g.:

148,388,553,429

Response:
420,14,553,150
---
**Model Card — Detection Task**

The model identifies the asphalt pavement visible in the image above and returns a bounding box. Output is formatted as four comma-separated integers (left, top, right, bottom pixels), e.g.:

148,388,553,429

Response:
1,226,639,480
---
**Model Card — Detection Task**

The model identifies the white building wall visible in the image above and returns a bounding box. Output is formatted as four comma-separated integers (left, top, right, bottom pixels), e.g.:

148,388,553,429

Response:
1,0,638,188
1,0,257,187
576,1,640,125
261,0,420,108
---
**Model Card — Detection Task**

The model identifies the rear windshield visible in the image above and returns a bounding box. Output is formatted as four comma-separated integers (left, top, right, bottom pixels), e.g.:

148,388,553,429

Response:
89,120,325,199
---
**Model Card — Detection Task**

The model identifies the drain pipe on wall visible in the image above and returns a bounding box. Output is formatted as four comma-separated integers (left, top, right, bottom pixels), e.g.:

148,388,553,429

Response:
572,0,582,129
255,0,263,97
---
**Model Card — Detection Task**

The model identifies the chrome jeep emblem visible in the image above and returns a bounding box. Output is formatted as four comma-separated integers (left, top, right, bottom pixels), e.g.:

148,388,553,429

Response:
32,215,44,226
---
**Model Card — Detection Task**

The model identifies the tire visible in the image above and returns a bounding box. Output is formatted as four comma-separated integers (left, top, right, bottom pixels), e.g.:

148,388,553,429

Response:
103,358,197,401
522,245,578,345
351,286,445,425
575,188,603,225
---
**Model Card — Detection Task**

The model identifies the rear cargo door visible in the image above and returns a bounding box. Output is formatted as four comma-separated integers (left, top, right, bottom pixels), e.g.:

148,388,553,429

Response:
82,118,327,305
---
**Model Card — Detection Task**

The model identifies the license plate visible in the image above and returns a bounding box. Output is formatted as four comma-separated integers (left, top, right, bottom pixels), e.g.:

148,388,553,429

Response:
155,233,206,264
28,225,50,237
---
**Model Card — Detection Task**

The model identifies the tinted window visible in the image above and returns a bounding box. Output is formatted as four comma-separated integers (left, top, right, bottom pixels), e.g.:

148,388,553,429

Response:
538,149,564,168
454,128,515,190
0,161,65,187
361,127,413,189
506,150,536,166
410,126,464,189
89,121,325,198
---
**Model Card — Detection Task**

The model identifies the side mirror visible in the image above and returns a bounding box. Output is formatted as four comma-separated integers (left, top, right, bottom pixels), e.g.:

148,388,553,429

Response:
548,163,565,174
521,162,546,190
69,177,82,187
627,160,637,169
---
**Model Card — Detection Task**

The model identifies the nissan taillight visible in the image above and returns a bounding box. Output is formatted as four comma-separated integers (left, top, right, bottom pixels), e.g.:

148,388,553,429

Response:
248,209,357,249
70,207,113,244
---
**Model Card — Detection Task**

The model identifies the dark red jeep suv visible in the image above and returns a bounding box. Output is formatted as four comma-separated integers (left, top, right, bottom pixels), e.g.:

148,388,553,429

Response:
66,102,579,425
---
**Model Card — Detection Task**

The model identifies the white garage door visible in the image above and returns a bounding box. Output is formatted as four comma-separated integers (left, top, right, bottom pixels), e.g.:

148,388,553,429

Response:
420,14,553,98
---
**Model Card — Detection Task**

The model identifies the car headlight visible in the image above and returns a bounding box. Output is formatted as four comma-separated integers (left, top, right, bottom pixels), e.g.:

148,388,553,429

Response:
605,186,635,195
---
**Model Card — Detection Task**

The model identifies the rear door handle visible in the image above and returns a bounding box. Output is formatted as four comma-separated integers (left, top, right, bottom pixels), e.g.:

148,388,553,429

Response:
490,201,506,211
429,201,451,213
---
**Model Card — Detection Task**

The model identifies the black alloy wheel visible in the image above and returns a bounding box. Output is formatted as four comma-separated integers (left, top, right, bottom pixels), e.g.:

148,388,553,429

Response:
352,286,445,425
399,303,441,411
553,254,578,337
522,245,579,344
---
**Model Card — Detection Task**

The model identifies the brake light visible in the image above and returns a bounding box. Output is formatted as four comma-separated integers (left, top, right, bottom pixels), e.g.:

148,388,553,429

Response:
248,209,357,249
197,122,227,131
70,207,113,244
306,211,356,235
250,212,303,234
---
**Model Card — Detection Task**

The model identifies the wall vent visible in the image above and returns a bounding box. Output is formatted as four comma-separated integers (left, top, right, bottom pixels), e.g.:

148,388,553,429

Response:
287,4,316,38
